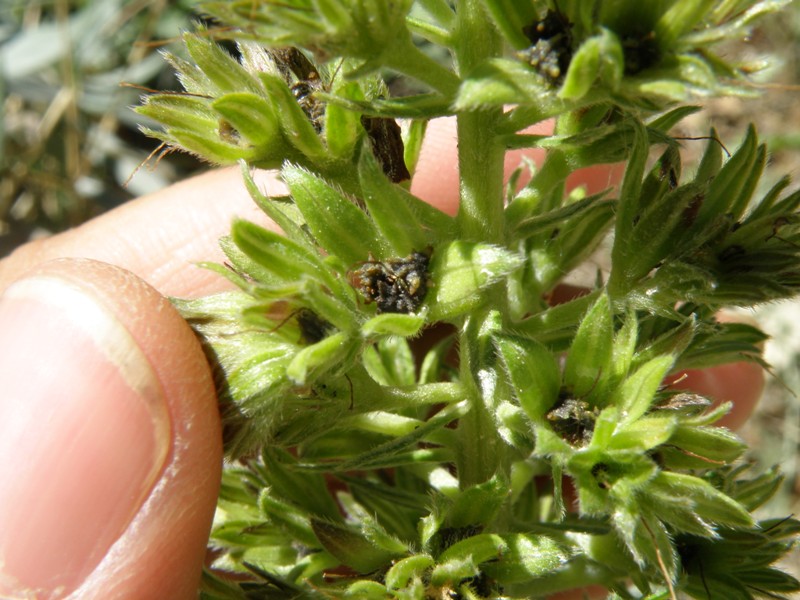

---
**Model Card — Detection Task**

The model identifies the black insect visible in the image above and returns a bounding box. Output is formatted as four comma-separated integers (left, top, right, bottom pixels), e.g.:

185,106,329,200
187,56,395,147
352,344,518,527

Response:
591,462,611,490
295,308,334,344
545,392,599,446
352,251,430,314
270,47,325,132
518,7,574,84
620,30,660,75
361,115,411,183
291,76,325,132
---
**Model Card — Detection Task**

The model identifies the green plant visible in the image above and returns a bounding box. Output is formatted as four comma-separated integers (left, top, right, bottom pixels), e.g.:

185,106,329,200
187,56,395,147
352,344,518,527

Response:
138,1,800,598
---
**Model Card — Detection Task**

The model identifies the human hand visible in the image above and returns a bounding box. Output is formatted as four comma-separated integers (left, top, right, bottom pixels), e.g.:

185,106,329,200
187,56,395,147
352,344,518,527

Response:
0,119,763,599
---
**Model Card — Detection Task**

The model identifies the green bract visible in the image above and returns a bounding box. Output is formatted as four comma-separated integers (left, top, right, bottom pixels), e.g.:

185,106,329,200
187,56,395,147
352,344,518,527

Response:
143,1,800,598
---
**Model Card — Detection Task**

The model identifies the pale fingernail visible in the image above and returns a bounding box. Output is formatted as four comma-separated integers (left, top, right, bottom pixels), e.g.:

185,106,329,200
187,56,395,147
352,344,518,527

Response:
0,275,171,598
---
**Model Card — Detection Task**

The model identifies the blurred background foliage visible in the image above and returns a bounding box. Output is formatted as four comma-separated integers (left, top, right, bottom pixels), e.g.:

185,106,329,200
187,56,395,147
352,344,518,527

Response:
0,0,203,253
1,0,799,574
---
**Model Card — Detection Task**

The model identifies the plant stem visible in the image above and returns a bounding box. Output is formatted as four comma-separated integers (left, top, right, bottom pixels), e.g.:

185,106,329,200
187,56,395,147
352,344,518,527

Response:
456,312,503,488
450,0,508,488
453,0,505,244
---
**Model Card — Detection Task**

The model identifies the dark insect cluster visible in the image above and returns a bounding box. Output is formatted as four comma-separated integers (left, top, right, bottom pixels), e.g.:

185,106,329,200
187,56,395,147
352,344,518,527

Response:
546,394,598,446
518,8,574,84
352,251,430,314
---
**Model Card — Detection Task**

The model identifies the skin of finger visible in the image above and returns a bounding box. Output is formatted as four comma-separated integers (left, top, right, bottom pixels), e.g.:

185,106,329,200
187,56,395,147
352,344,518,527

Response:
0,168,282,298
411,118,623,216
671,361,764,430
22,259,223,600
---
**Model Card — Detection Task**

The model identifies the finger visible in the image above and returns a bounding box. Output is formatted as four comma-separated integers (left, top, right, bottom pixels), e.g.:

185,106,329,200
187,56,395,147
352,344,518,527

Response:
411,118,624,216
0,168,283,298
0,259,221,600
670,361,764,430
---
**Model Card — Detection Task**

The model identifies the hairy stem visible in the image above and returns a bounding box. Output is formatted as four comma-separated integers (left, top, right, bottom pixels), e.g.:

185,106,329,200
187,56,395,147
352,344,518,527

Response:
453,0,505,244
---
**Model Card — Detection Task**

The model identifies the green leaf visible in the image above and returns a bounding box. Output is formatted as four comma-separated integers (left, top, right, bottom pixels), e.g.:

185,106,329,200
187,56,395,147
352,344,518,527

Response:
258,493,319,548
362,336,416,386
259,73,327,160
163,129,262,165
304,401,468,472
231,219,329,283
436,533,507,566
344,581,387,598
608,117,652,295
238,162,316,252
360,313,426,337
385,554,434,590
358,150,432,255
428,241,524,321
651,471,754,529
402,118,428,178
494,334,560,424
559,29,624,100
261,449,341,520
481,534,568,584
282,164,390,264
563,293,613,400
481,0,537,49
613,355,675,426
321,91,453,119
286,331,355,384
359,146,455,247
447,475,509,529
511,192,613,241
455,58,574,114
668,424,746,463
324,81,363,160
620,184,702,288
136,94,216,133
695,124,758,230
311,519,401,573
655,0,717,47
609,308,638,388
212,92,281,147
184,33,262,95
647,105,703,132
607,414,677,451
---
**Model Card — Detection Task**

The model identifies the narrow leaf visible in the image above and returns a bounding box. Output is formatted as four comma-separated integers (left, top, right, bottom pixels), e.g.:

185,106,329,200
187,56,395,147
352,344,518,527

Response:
494,334,560,423
563,293,613,399
311,519,400,573
282,164,390,263
212,92,281,147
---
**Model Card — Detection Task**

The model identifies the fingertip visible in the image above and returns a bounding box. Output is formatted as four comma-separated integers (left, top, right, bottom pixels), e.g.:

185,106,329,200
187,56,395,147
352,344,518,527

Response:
410,117,460,215
0,259,221,599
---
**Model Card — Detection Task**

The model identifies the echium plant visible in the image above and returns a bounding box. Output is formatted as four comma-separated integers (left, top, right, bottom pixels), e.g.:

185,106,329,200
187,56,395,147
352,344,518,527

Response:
138,1,800,598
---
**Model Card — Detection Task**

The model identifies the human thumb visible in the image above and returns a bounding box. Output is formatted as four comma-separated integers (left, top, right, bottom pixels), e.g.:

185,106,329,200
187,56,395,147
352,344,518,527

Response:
0,258,222,599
